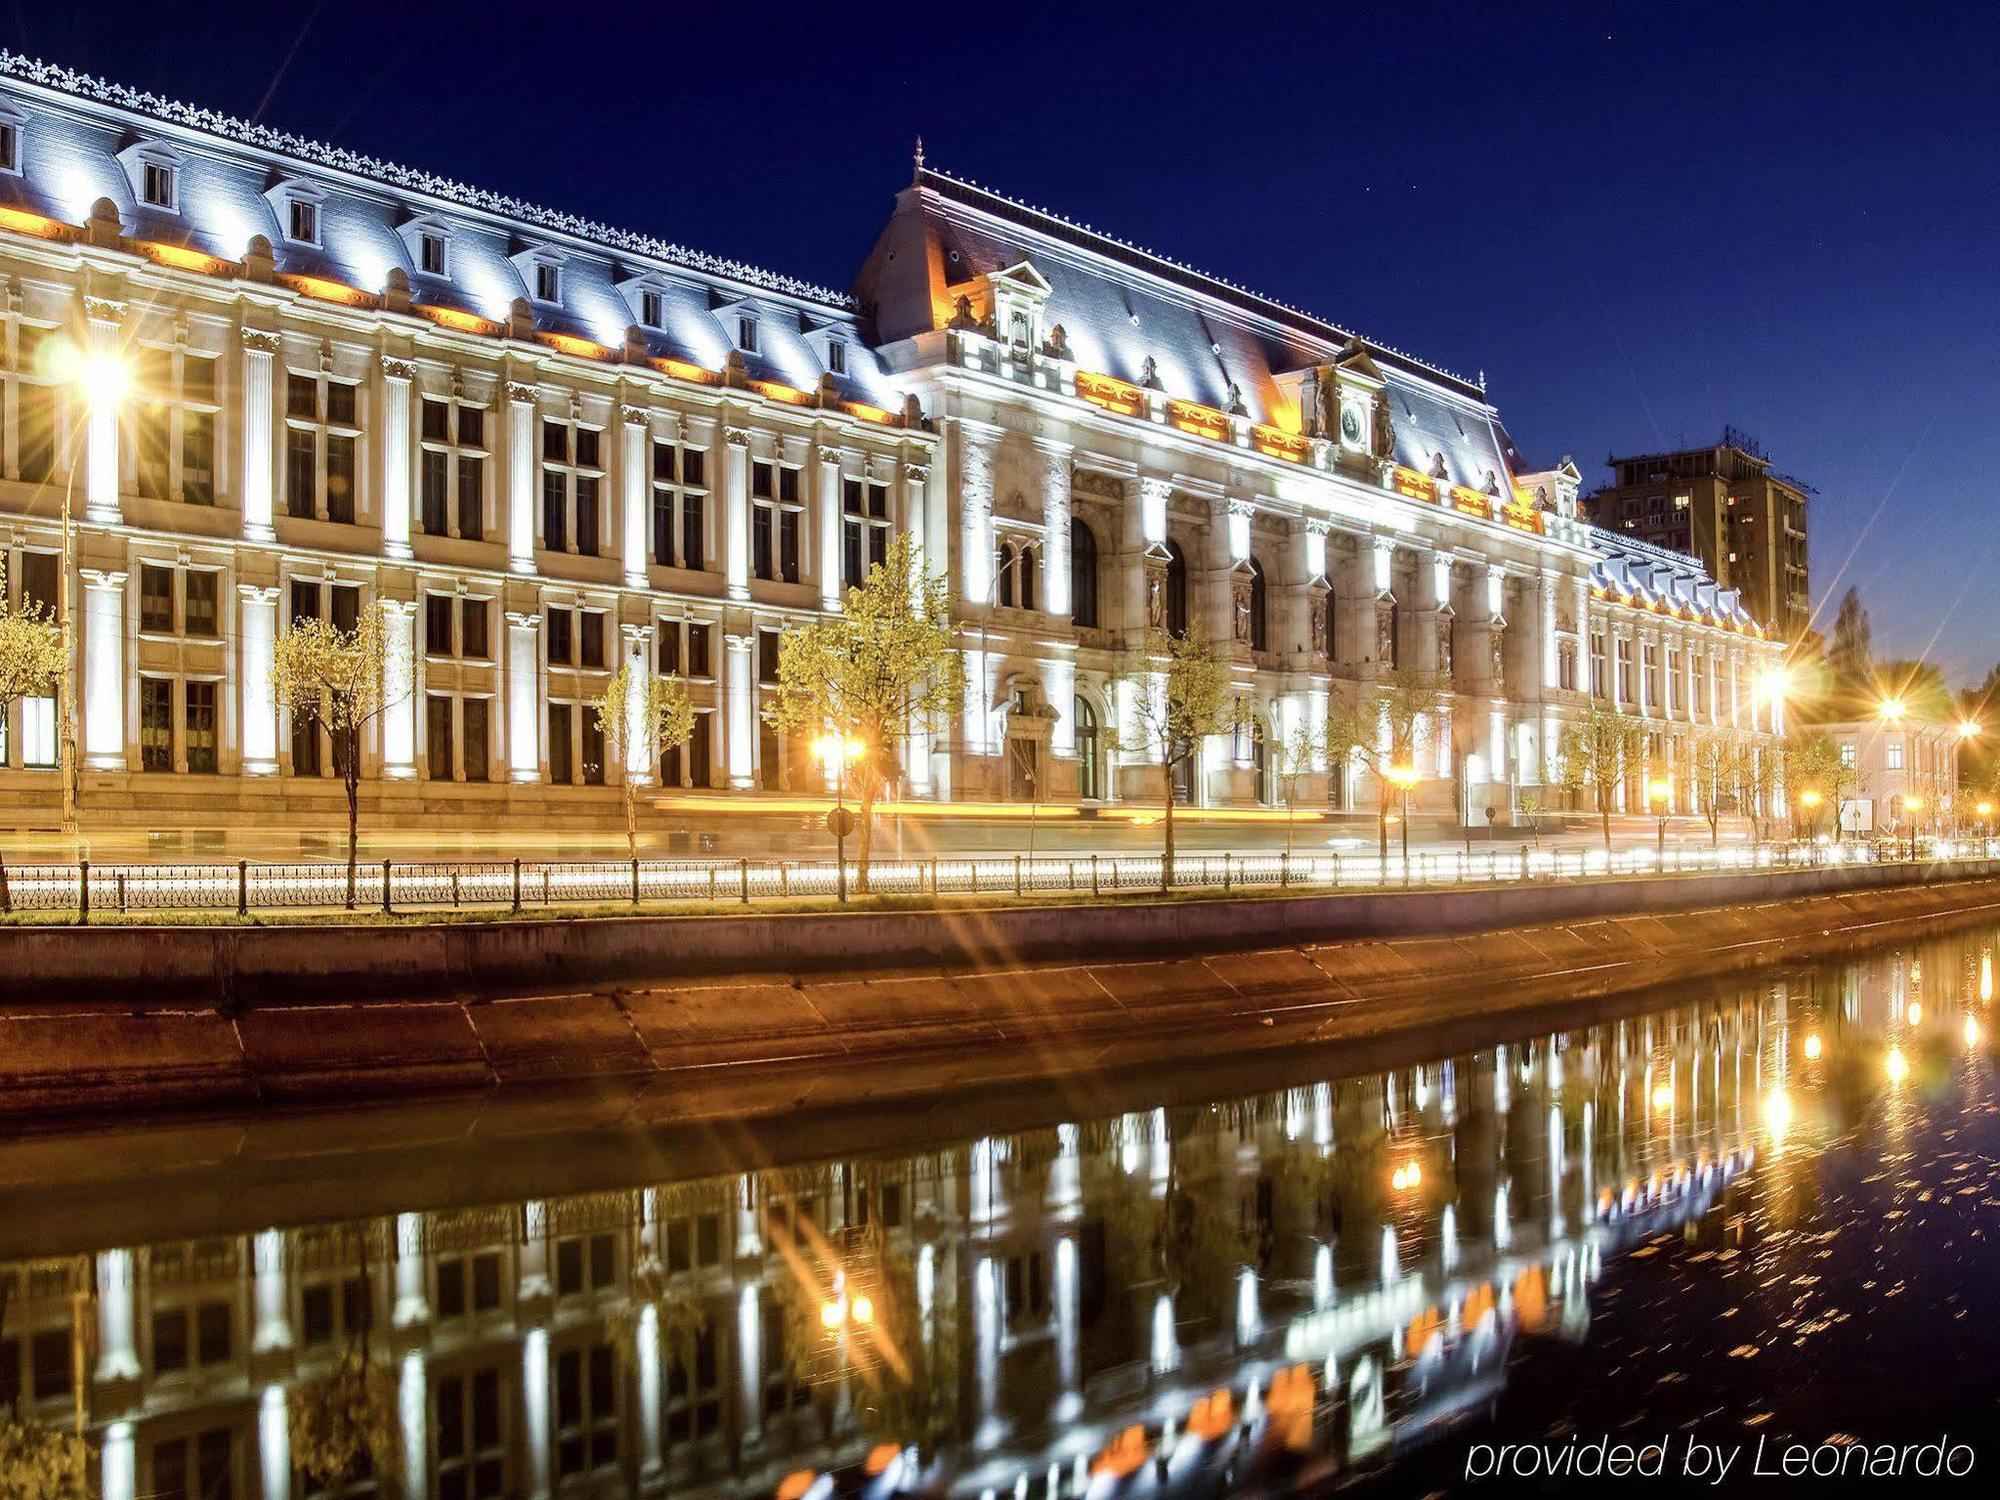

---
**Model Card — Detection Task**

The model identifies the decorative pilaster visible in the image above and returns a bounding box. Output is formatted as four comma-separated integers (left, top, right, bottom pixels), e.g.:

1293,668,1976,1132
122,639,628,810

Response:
380,356,414,558
621,622,655,785
903,460,931,604
506,382,538,574
724,631,755,787
961,425,998,606
621,404,649,587
380,597,417,777
506,610,542,781
1040,442,1073,619
237,583,280,774
241,328,279,541
81,568,126,769
817,443,845,610
722,425,751,603
83,295,124,525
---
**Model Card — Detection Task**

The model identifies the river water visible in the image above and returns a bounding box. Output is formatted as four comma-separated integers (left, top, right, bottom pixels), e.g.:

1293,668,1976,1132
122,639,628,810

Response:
4,925,1998,1497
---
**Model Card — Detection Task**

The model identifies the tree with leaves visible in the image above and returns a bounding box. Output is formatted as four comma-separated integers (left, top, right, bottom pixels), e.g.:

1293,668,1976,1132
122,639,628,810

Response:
593,663,696,860
1327,666,1447,863
1782,731,1856,840
764,534,964,893
1827,587,1872,690
272,603,406,908
289,1240,400,1493
1556,700,1643,852
1116,628,1238,891
0,560,65,908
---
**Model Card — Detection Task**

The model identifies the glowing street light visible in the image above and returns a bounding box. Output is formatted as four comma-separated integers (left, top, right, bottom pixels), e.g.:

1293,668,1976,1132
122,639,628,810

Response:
1878,697,1907,725
1803,1032,1823,1060
52,342,132,857
1959,719,1983,742
1646,776,1671,859
1391,1160,1423,1191
1886,1046,1909,1085
813,732,868,903
1385,763,1419,882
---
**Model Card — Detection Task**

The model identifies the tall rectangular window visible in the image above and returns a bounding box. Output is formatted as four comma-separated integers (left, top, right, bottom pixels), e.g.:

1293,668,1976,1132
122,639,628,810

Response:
689,712,712,786
132,347,218,504
140,677,173,772
462,698,489,783
540,419,602,554
842,477,891,588
284,371,361,522
651,442,710,570
184,681,217,773
428,694,454,779
548,703,574,783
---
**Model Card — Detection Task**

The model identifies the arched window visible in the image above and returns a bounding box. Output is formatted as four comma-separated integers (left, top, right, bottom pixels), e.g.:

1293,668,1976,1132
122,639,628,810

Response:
996,541,1017,607
1019,544,1038,612
1074,695,1101,801
1165,540,1189,638
1070,518,1100,628
1250,718,1273,804
1247,557,1268,652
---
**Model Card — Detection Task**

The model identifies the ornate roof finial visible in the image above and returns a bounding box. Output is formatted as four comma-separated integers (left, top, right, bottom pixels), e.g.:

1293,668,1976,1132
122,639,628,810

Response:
913,135,925,182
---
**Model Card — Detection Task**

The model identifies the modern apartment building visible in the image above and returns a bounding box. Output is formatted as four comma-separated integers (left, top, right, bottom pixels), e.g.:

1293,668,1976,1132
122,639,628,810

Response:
1584,434,1811,642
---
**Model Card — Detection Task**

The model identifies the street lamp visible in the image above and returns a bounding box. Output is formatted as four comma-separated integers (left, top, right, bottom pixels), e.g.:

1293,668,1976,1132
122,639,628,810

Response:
1646,776,1670,861
1799,787,1823,846
1878,696,1907,726
1902,792,1925,861
813,732,867,903
55,344,131,858
1386,763,1419,884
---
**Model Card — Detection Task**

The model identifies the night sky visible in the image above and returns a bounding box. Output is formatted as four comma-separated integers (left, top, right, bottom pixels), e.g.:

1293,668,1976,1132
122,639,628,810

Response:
12,1,1997,679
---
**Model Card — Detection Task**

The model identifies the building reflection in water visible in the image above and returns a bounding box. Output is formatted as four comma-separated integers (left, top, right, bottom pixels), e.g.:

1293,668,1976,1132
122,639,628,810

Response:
2,928,1994,1499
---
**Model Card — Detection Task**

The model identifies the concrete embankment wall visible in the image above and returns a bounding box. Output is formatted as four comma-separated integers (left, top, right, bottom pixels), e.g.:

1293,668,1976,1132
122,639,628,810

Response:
4,861,2000,1123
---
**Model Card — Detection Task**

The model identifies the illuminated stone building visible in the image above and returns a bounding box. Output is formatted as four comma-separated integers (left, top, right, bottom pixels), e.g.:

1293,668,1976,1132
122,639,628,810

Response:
0,53,1782,849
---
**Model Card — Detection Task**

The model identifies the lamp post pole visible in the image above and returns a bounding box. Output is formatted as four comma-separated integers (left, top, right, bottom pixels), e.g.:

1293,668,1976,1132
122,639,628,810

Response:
832,742,849,904
58,454,80,859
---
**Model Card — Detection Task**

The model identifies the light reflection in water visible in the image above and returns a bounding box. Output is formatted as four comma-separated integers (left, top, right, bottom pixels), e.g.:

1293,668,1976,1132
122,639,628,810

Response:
4,928,1998,1497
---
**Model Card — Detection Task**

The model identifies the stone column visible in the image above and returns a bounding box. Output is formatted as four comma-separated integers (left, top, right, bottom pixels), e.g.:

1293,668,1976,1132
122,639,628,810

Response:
507,382,537,574
1040,441,1072,619
904,460,931,605
380,598,417,778
506,610,542,782
817,442,845,610
238,584,279,774
82,568,126,769
621,622,654,785
380,357,414,558
241,328,279,541
960,424,998,608
95,1248,140,1379
621,404,649,587
724,631,754,788
83,295,124,524
722,425,751,603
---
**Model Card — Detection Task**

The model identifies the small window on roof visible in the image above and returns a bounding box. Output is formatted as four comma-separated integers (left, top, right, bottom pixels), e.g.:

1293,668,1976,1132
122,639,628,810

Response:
535,261,561,303
828,340,847,376
287,196,320,246
419,230,447,277
0,119,19,177
640,289,664,329
737,316,758,353
142,159,178,211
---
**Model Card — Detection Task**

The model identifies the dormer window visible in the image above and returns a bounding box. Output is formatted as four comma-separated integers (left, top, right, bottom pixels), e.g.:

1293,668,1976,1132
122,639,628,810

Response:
288,197,319,246
736,316,758,353
536,262,561,303
143,160,177,210
640,289,664,329
419,230,447,277
266,177,328,248
828,340,847,376
0,104,22,177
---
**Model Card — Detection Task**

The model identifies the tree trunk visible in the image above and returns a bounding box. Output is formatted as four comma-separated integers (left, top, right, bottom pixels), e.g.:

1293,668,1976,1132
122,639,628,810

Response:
856,789,875,894
1708,811,1719,847
1599,789,1612,853
344,729,361,910
624,777,639,863
1161,758,1176,894
1379,778,1390,864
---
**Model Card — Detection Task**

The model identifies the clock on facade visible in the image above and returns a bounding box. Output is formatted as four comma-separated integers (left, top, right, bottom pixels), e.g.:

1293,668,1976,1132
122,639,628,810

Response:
1340,404,1363,444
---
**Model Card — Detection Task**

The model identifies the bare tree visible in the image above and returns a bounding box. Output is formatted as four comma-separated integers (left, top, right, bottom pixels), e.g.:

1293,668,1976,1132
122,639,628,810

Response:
1116,628,1238,892
1326,666,1447,862
594,663,696,860
1556,701,1643,852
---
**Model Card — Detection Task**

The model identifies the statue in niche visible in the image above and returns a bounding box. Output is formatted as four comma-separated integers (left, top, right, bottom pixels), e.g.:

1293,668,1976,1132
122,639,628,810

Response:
1140,355,1162,390
1225,380,1246,416
1372,390,1396,458
1428,450,1448,480
1314,366,1338,437
1145,564,1166,629
1437,618,1454,676
1376,598,1396,664
1490,627,1507,690
1309,594,1329,660
1232,578,1253,643
1044,323,1070,359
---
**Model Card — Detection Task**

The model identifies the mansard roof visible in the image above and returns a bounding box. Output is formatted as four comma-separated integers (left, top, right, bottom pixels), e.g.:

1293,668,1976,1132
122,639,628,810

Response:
852,166,1520,498
1587,527,1759,633
0,51,909,411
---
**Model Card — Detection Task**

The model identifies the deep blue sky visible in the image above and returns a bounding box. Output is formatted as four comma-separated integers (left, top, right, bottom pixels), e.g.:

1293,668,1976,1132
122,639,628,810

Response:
12,1,1997,678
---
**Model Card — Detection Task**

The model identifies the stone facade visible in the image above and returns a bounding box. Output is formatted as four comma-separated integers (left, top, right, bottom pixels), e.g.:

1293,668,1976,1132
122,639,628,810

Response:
0,55,1782,847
